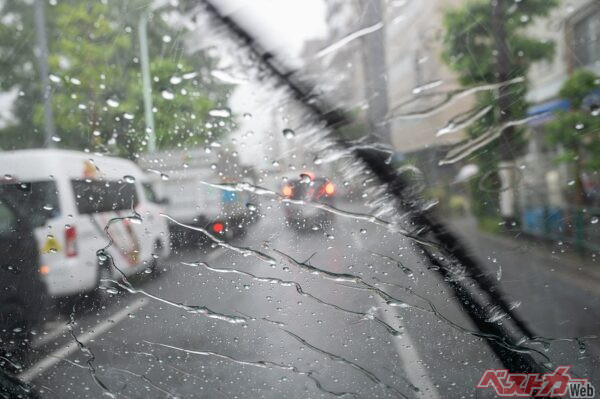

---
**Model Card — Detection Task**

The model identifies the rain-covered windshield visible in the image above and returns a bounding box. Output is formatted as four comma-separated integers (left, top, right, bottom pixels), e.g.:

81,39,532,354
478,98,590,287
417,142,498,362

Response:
0,181,59,227
1,1,599,398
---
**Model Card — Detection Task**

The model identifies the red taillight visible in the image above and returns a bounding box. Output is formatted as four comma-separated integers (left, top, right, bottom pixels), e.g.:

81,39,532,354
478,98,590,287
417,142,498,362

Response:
65,225,78,257
282,185,293,197
212,222,224,234
324,182,335,195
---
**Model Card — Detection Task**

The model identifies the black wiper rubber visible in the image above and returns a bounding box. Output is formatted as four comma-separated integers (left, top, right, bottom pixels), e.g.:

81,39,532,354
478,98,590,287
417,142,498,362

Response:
197,0,546,379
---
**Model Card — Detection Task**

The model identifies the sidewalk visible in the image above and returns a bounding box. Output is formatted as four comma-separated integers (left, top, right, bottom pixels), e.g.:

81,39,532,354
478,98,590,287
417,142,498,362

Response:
448,216,600,294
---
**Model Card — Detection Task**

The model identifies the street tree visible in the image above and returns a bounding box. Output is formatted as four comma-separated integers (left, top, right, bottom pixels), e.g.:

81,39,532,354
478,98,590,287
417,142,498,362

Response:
0,0,233,157
547,69,600,205
441,0,558,223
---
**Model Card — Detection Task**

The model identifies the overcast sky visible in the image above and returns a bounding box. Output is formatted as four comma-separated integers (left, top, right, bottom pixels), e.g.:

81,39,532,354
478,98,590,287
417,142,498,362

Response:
213,0,330,168
213,0,328,60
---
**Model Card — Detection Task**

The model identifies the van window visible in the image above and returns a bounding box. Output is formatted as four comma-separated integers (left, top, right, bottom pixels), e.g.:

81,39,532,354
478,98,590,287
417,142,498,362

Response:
0,181,60,227
142,183,159,204
71,180,138,214
0,201,17,235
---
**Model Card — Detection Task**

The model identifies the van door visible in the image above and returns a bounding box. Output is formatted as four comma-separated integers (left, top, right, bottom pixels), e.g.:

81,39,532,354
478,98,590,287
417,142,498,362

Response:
71,179,152,277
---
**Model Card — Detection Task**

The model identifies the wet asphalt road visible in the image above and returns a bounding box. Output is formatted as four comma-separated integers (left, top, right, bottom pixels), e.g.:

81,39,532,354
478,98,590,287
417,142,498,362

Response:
17,201,600,398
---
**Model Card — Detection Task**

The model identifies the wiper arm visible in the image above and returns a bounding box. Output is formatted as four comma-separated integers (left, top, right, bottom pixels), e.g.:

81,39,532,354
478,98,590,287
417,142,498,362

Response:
197,0,545,378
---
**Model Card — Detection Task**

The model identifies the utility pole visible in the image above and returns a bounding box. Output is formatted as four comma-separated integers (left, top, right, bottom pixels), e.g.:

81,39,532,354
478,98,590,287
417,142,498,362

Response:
491,0,513,151
139,10,156,153
33,0,56,148
491,0,517,223
361,0,390,146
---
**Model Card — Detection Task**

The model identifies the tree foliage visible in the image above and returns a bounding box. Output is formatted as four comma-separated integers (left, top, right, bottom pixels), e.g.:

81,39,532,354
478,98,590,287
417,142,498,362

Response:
442,0,558,143
0,0,233,157
442,0,557,86
547,70,600,170
441,0,558,218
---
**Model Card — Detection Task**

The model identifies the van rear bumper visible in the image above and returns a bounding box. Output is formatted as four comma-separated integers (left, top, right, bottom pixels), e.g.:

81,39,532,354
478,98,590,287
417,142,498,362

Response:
42,261,97,297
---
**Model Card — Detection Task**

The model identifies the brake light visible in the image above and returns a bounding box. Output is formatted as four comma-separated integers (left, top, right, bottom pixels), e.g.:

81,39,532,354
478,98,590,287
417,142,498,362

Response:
212,222,224,234
324,182,335,195
282,185,293,197
65,225,78,257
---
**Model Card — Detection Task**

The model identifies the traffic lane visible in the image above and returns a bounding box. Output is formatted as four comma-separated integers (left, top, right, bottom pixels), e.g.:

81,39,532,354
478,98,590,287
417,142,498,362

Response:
253,202,599,391
210,202,506,396
24,207,544,398
449,219,600,384
26,207,506,398
28,250,425,398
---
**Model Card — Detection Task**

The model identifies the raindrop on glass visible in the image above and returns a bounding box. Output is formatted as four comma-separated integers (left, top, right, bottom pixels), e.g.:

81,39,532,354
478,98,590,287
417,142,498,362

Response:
299,174,311,184
106,98,120,108
209,108,231,118
161,90,175,100
283,128,295,139
182,72,197,80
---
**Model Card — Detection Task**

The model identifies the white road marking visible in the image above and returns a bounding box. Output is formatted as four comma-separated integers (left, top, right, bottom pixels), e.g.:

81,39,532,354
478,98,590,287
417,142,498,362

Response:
349,230,439,399
19,298,148,382
32,322,70,349
376,298,440,399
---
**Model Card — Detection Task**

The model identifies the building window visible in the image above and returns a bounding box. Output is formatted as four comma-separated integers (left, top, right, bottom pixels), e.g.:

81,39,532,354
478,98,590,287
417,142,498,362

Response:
571,5,600,68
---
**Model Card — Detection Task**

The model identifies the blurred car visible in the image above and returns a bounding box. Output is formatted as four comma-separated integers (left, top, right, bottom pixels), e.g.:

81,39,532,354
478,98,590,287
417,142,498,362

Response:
139,148,260,245
282,173,337,231
0,192,47,363
0,149,171,298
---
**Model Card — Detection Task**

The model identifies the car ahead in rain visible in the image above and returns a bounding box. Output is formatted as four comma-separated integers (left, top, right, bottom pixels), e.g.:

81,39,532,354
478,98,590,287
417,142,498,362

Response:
0,150,170,298
139,148,260,244
0,191,47,364
282,173,337,230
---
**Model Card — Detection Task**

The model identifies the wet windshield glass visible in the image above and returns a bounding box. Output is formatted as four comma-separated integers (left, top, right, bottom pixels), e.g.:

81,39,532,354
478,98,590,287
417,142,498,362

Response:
72,180,138,214
0,0,599,398
0,181,59,227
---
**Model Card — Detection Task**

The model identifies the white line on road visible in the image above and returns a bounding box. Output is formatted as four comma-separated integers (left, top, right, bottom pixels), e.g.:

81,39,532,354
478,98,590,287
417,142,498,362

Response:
32,322,70,349
349,230,439,399
376,298,440,399
19,297,148,383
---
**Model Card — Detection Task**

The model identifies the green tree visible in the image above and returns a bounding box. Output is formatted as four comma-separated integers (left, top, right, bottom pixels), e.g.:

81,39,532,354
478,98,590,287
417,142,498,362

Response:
0,0,233,157
547,70,600,205
0,0,43,148
441,0,558,222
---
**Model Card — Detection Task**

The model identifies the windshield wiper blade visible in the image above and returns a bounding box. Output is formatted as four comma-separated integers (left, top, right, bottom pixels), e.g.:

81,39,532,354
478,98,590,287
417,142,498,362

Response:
197,0,545,379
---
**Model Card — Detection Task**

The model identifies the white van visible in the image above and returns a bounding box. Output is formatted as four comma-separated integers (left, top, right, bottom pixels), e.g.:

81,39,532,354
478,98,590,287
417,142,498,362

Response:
0,149,170,297
139,148,260,243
